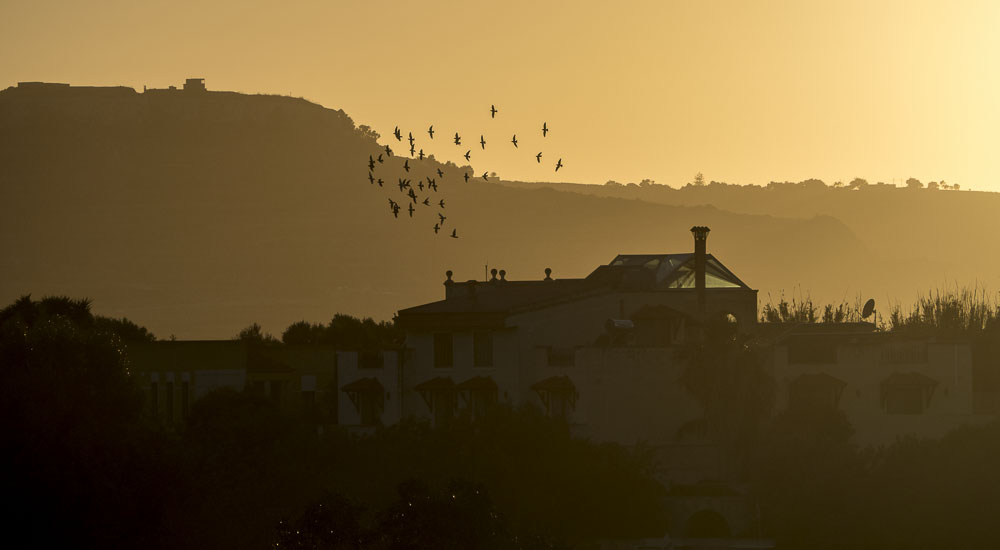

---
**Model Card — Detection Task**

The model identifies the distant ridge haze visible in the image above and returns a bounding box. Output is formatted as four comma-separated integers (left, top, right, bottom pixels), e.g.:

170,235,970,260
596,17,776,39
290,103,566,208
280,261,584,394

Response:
0,82,991,338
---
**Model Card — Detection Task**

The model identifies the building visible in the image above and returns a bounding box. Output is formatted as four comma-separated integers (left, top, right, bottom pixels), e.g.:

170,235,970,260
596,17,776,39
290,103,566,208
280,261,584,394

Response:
395,226,756,429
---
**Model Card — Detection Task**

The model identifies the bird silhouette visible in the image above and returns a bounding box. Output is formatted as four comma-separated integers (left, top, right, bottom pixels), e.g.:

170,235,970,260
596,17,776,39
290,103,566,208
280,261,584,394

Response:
542,122,548,137
490,104,498,118
408,203,414,217
419,149,425,160
408,132,414,146
377,178,384,187
398,178,409,191
428,125,435,139
418,181,425,191
438,212,447,224
377,153,384,163
439,199,445,208
536,152,542,163
368,156,375,171
464,172,470,183
404,159,410,172
454,132,461,145
555,158,563,172
450,229,458,239
409,143,416,156
408,188,417,203
394,126,402,141
480,135,486,149
423,197,430,206
437,168,444,178
481,171,488,181
385,144,393,157
464,150,471,161
511,135,518,148
368,172,375,184
433,223,440,234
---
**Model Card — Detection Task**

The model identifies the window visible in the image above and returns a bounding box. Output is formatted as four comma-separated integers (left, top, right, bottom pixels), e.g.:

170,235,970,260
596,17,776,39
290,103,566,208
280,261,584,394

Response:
359,350,383,369
881,373,937,414
787,336,838,364
150,382,159,416
884,386,928,414
547,347,575,367
433,333,454,368
165,382,174,423
359,392,382,426
788,374,845,411
181,381,190,420
473,331,493,367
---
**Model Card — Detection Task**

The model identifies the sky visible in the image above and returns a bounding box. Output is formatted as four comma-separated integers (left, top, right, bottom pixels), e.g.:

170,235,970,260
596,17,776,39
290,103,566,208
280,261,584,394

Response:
3,0,999,190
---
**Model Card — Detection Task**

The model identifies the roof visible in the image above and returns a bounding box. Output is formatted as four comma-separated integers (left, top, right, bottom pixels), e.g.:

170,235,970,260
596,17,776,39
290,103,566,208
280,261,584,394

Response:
397,252,752,327
882,372,938,387
341,377,384,393
790,372,847,388
413,376,455,391
595,253,750,290
396,278,605,326
530,375,577,392
455,376,498,391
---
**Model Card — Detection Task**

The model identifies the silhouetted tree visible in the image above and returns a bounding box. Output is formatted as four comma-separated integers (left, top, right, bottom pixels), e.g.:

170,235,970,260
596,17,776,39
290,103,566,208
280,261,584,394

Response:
0,295,174,549
236,321,279,343
692,172,705,186
905,177,923,189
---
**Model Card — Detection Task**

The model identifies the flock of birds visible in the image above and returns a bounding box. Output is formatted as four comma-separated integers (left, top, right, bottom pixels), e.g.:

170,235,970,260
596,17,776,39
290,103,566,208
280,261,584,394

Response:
366,104,563,238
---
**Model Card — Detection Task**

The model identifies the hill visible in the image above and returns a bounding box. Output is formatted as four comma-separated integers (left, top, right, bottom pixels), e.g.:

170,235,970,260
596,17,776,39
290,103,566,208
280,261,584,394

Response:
0,82,969,338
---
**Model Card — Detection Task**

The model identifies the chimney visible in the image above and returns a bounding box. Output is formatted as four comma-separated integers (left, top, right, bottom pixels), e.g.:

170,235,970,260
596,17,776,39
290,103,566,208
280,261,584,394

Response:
691,226,710,311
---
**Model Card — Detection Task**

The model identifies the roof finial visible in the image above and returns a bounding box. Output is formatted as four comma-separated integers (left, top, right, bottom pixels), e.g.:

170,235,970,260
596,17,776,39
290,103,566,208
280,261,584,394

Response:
445,270,453,285
490,268,498,281
544,267,553,281
499,269,507,281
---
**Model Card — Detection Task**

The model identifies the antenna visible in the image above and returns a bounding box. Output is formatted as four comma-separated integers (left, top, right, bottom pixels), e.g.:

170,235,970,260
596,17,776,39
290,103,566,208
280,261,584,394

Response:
861,298,876,328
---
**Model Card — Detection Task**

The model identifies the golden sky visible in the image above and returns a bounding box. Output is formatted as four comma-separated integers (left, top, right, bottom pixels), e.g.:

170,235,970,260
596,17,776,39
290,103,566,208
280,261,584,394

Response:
3,0,998,190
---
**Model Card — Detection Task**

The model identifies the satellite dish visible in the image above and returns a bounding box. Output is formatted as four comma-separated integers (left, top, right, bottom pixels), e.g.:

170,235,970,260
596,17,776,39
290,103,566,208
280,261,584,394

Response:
861,298,876,319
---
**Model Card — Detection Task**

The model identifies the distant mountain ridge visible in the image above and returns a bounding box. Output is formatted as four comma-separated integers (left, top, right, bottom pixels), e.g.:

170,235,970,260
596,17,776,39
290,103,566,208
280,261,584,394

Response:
0,81,977,338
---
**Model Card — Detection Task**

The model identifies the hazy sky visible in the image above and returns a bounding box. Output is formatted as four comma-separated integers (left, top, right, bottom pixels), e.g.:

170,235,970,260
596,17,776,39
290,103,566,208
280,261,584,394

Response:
3,0,998,190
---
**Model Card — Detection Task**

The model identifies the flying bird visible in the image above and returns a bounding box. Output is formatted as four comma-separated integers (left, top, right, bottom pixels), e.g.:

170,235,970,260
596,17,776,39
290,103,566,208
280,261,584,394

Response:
438,212,447,224
394,126,402,141
419,149,425,160
439,199,445,208
408,132,414,145
450,229,458,239
423,197,430,206
377,153,384,163
408,188,417,203
368,156,375,171
428,125,434,139
555,158,563,172
368,172,375,184
481,171,488,181
536,152,542,163
377,178,384,187
480,135,486,149
409,143,416,156
464,172,470,182
511,134,518,148
437,168,444,178
542,122,548,137
398,178,408,191
433,223,440,234
408,203,414,217
490,104,498,118
385,144,393,157
418,181,425,191
454,132,461,145
464,150,471,161
404,159,410,172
